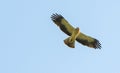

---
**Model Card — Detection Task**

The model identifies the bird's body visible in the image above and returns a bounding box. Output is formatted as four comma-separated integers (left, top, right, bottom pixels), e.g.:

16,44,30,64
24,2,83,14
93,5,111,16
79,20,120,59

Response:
51,13,101,49
64,27,80,48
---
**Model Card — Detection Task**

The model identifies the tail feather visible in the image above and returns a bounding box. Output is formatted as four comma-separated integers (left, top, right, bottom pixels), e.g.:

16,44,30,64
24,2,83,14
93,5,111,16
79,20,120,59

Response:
64,37,75,48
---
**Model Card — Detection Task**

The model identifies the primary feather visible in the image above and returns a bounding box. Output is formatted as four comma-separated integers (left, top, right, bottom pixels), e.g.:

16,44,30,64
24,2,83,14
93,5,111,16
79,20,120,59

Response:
51,13,101,49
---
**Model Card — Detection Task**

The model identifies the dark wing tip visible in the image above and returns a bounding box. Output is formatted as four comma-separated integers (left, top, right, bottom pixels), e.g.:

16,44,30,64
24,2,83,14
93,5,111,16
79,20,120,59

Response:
51,13,64,23
94,39,102,49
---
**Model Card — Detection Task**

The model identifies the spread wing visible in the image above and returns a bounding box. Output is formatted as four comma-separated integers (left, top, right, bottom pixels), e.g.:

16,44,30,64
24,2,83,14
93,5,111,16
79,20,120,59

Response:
51,13,74,36
51,13,101,49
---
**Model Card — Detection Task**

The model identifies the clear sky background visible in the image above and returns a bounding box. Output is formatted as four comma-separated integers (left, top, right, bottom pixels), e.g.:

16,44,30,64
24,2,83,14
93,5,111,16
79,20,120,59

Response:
0,0,120,73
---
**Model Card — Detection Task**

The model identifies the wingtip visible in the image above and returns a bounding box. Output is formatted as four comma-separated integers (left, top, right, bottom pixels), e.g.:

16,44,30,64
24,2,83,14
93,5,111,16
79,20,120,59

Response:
94,39,101,49
51,13,63,21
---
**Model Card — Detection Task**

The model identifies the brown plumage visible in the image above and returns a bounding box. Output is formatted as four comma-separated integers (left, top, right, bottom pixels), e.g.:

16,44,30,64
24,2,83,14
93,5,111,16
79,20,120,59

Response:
51,13,101,49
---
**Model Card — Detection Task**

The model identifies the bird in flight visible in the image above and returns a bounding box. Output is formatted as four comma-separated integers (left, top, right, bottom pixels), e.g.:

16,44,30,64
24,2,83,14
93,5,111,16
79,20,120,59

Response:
51,13,101,49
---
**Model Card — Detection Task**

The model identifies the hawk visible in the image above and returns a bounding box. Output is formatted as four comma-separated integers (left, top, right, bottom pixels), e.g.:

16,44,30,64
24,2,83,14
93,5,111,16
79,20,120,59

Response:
51,13,101,49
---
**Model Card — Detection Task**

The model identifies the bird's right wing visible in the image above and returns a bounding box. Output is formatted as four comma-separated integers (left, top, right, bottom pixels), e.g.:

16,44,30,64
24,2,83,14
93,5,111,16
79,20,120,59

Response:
76,33,101,49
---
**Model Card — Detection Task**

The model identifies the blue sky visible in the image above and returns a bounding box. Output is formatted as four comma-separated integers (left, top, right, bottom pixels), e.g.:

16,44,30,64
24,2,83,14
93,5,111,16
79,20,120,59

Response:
0,0,120,73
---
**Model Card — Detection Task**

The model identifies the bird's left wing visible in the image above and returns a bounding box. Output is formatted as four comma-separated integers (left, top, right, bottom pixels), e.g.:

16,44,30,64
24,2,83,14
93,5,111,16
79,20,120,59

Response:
51,13,75,36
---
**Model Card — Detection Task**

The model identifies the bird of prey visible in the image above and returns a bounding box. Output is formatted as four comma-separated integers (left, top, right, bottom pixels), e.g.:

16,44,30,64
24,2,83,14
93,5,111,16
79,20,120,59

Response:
51,13,101,49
